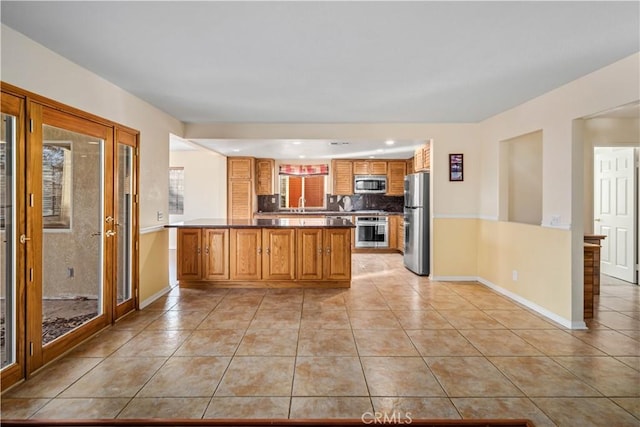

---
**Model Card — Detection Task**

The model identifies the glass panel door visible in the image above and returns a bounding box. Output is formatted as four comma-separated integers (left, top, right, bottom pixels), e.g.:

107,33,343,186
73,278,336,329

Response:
115,143,134,314
27,104,112,371
1,92,25,389
40,125,104,345
1,112,17,368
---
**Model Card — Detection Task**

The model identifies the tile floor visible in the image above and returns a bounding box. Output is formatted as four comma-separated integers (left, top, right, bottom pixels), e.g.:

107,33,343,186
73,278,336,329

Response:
1,254,639,426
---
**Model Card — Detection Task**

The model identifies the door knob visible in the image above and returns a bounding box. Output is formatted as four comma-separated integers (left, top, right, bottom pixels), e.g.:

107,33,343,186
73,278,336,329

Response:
105,230,117,237
19,234,31,244
594,218,601,222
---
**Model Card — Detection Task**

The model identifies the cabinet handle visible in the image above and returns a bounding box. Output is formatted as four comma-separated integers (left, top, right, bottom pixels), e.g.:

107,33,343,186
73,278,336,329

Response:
197,247,201,254
326,247,331,254
257,247,262,254
318,247,323,254
205,246,209,255
266,247,270,255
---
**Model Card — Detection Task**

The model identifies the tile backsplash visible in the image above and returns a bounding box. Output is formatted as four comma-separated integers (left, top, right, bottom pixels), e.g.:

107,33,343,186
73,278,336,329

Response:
257,194,403,213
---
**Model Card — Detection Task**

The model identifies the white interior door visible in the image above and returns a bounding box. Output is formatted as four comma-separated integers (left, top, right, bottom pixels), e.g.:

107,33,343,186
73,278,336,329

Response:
594,147,637,283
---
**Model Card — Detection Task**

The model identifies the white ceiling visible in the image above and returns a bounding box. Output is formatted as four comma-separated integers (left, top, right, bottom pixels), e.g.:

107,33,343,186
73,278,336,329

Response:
1,1,638,125
182,138,426,159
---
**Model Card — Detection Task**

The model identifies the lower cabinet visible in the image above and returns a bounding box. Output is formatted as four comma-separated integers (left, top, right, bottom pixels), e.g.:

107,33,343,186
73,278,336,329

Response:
178,227,351,286
262,229,296,280
230,229,262,280
178,228,230,281
296,228,351,281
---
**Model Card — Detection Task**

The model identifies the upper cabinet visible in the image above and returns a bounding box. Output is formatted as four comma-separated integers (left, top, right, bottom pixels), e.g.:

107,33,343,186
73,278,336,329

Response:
353,160,387,175
255,158,275,195
227,157,255,219
413,143,431,172
387,161,406,196
332,160,353,195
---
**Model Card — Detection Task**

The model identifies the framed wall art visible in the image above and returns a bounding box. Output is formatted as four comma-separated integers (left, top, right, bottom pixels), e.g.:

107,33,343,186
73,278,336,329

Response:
449,153,463,181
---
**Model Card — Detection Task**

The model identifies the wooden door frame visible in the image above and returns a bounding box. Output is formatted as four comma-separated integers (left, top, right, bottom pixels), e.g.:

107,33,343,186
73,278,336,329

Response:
114,128,140,319
0,91,27,389
0,83,141,387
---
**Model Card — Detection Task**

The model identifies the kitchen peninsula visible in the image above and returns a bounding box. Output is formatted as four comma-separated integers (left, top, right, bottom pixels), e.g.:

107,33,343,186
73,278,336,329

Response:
166,218,354,288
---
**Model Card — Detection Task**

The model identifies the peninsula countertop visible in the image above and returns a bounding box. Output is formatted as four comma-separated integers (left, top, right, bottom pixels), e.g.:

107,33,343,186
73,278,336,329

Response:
165,217,355,229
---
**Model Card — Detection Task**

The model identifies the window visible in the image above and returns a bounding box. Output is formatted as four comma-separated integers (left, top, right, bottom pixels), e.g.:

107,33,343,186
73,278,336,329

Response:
279,175,326,209
42,142,72,229
169,167,184,215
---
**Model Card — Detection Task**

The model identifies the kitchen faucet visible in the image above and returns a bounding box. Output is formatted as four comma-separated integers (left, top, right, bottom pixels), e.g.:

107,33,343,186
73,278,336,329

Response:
297,196,306,213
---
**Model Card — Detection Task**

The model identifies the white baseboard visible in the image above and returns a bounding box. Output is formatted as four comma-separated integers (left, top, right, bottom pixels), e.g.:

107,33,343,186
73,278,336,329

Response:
140,285,172,309
431,275,479,282
476,277,587,330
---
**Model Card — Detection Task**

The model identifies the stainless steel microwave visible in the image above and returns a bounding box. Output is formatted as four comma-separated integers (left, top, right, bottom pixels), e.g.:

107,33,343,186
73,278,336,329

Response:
354,175,387,194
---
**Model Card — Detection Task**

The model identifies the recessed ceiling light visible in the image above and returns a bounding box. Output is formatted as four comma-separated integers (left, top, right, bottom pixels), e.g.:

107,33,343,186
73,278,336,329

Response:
299,155,306,159
376,149,384,152
385,140,395,145
369,155,375,159
293,141,301,145
232,148,240,152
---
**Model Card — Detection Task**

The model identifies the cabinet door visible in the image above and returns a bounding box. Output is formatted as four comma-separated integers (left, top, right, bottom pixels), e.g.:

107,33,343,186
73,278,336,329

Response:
228,157,254,179
177,229,202,280
203,229,229,280
352,160,370,175
387,161,406,196
296,228,323,280
230,229,262,280
228,179,253,219
255,158,274,195
421,144,431,171
414,147,425,171
388,215,398,249
263,229,296,280
406,158,415,175
323,229,351,280
332,160,353,195
398,219,405,253
370,161,388,175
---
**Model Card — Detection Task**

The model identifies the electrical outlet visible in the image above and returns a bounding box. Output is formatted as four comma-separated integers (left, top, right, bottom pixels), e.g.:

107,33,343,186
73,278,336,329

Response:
67,267,74,278
512,270,518,281
550,215,561,226
271,197,276,203
157,211,164,221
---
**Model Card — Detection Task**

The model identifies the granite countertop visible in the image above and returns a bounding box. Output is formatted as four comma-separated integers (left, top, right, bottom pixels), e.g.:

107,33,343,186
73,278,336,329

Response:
254,210,403,216
165,218,355,229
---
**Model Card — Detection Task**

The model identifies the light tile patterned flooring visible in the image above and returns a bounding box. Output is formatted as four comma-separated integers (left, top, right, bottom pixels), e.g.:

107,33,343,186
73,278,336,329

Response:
1,254,639,426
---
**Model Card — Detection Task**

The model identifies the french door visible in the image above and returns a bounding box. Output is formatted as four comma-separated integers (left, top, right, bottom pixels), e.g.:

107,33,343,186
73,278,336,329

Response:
1,88,138,385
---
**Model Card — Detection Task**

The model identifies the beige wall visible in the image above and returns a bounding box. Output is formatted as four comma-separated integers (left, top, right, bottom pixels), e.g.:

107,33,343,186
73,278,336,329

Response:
503,130,543,225
2,24,184,300
168,148,227,249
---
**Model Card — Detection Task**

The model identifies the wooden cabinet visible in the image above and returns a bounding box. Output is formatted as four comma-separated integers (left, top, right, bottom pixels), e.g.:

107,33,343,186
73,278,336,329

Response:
388,215,398,249
398,217,405,253
387,161,406,196
175,225,352,287
230,229,262,280
262,229,296,280
177,229,202,280
332,160,353,195
255,158,274,195
177,228,229,281
297,228,324,280
406,158,415,175
228,157,255,219
414,143,431,172
203,229,229,280
353,160,387,175
296,228,351,281
583,243,600,319
323,228,351,280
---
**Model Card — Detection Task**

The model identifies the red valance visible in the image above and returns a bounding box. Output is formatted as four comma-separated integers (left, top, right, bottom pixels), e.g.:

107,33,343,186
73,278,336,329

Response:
279,164,329,176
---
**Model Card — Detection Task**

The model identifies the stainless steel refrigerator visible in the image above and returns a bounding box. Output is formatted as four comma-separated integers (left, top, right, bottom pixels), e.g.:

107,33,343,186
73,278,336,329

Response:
404,172,430,275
